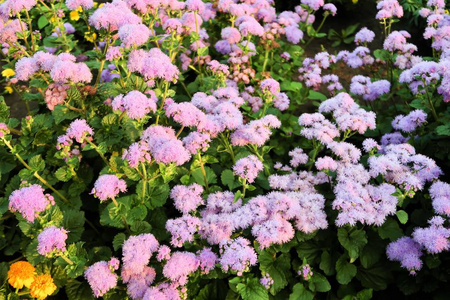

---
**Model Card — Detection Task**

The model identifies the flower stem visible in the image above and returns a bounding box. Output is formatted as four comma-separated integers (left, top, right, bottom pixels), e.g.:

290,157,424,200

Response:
197,152,209,193
86,140,118,172
60,254,74,265
111,197,130,233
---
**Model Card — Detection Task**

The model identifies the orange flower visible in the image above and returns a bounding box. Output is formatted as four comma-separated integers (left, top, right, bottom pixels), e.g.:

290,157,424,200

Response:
7,261,35,289
30,274,57,299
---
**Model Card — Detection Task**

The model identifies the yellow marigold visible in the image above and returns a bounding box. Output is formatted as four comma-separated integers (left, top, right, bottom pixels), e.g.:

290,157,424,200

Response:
85,31,97,43
30,274,57,299
4,86,13,94
7,261,35,289
2,68,15,78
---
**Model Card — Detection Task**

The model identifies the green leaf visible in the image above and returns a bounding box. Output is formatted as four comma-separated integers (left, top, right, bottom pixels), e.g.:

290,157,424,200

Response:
236,278,269,300
63,210,85,243
113,233,126,251
289,283,314,300
356,289,373,300
319,251,334,276
259,251,291,294
55,166,73,182
335,255,357,285
65,279,95,300
221,169,236,190
145,182,170,209
337,227,367,261
311,273,331,292
38,16,49,29
192,167,217,186
436,124,450,136
130,220,152,234
377,218,403,241
308,90,327,101
52,105,79,124
29,155,45,172
396,210,408,224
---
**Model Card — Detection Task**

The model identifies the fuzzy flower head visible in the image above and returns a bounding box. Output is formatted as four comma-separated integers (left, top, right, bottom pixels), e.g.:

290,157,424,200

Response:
0,122,10,137
299,264,313,280
392,110,427,133
170,183,204,215
65,119,94,143
260,273,274,289
376,0,403,19
0,0,37,18
233,155,264,183
91,174,127,202
118,24,151,48
89,0,141,31
197,248,217,274
112,91,157,120
387,237,423,274
219,237,257,276
355,27,375,45
66,0,94,10
29,274,57,300
163,251,199,285
430,181,450,217
7,261,35,289
37,226,68,256
122,233,159,275
9,184,55,223
85,260,119,298
122,141,152,168
182,132,211,154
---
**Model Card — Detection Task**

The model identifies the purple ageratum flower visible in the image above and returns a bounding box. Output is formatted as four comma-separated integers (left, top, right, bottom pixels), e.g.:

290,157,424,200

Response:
197,248,217,274
205,191,242,215
166,216,202,247
211,102,244,131
430,181,450,216
362,138,380,153
0,20,27,44
165,101,207,128
85,260,118,298
392,110,427,133
170,183,204,215
123,141,151,168
157,245,171,262
350,75,390,101
221,27,241,44
65,0,94,10
323,3,337,16
231,115,281,147
163,251,199,285
237,16,265,37
89,0,141,31
260,273,274,289
233,155,264,183
143,287,167,300
191,92,218,113
288,148,308,168
301,0,324,10
251,216,295,249
355,27,375,44
376,0,403,19
399,61,440,94
285,25,304,44
199,213,235,245
101,64,121,83
219,237,257,276
0,0,36,17
299,264,313,280
383,30,410,52
9,184,55,223
91,174,127,201
186,0,205,13
139,48,180,83
37,226,68,256
412,217,450,254
298,113,340,145
315,156,338,171
162,18,184,35
15,57,39,81
141,125,191,166
118,24,151,48
182,132,211,155
112,90,157,120
260,78,280,96
122,233,159,275
122,266,156,299
322,74,343,95
0,122,9,137
387,237,423,274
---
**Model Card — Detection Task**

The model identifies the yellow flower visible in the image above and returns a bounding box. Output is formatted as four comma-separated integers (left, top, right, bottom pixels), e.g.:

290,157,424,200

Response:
4,86,13,94
30,274,57,299
70,11,80,21
352,0,358,3
85,31,97,43
2,68,15,78
7,261,35,289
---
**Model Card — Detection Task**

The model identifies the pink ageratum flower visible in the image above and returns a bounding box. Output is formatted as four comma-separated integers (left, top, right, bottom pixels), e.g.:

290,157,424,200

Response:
85,258,119,298
170,183,204,214
219,237,257,276
118,24,151,48
37,226,68,256
197,248,217,274
182,132,211,154
221,27,241,44
231,115,281,146
0,20,27,44
65,119,94,143
122,141,152,168
387,237,423,274
165,101,207,128
89,0,141,31
9,185,55,223
91,174,127,201
166,215,202,247
0,0,36,18
122,233,159,275
233,155,264,183
65,0,94,10
430,181,450,216
412,217,450,254
163,251,199,285
15,57,39,81
130,48,180,83
112,90,157,120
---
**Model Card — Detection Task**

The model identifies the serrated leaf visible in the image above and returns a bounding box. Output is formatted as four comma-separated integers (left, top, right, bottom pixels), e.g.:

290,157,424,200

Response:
289,283,313,300
319,251,334,276
378,218,403,241
113,233,126,251
55,166,73,182
65,279,95,300
337,227,367,261
221,169,236,190
38,16,49,29
259,251,290,294
236,278,269,300
63,210,85,243
29,155,45,172
311,273,331,292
